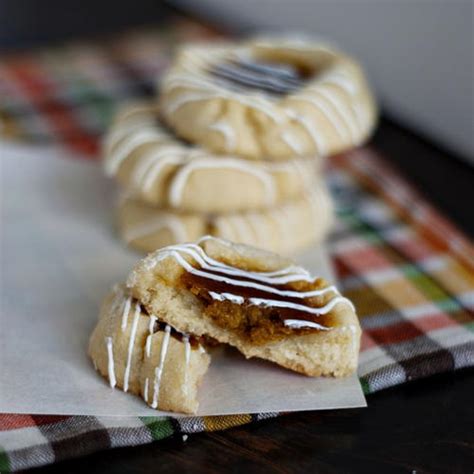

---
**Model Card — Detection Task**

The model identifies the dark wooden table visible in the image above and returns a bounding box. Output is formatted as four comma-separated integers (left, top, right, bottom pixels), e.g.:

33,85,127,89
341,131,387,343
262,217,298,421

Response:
30,120,474,473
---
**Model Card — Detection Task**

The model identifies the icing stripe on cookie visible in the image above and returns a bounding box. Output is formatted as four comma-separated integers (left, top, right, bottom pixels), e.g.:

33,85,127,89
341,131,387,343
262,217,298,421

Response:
151,325,171,409
169,158,277,208
105,336,116,388
123,215,188,245
146,241,354,330
123,302,141,392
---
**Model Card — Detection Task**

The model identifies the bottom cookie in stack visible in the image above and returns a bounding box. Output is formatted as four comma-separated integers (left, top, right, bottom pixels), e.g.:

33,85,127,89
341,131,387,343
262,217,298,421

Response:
117,181,334,255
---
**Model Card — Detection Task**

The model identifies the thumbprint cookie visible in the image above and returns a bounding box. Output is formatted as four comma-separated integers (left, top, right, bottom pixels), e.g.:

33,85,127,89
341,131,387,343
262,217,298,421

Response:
126,236,361,377
159,36,377,160
117,182,334,256
103,101,319,213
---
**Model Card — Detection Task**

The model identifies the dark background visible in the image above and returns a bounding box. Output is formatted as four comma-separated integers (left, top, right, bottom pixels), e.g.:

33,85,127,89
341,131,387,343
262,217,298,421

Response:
0,0,170,50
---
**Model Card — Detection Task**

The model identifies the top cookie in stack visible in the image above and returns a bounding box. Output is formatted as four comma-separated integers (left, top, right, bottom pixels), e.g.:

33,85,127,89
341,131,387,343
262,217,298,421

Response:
103,36,377,255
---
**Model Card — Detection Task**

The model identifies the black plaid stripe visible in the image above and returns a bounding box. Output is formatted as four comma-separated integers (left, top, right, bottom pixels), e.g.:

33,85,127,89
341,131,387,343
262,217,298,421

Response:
32,415,111,464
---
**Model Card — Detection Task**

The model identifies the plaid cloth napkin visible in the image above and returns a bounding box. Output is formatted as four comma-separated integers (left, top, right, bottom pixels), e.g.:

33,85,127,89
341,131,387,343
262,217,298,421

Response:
1,17,473,473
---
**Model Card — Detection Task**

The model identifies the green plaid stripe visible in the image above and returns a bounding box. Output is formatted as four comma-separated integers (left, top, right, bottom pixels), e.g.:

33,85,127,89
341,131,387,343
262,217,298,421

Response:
140,417,175,441
0,448,10,472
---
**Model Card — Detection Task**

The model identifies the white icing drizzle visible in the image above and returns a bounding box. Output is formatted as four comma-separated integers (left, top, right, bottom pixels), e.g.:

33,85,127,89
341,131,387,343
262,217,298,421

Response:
123,215,188,244
249,295,355,315
315,88,359,141
106,108,318,209
195,236,314,273
284,319,330,330
169,158,277,208
208,120,236,151
281,130,304,155
104,120,155,154
141,148,184,192
143,377,149,403
151,325,171,409
145,315,157,358
160,241,313,283
320,71,357,96
123,302,141,392
160,41,371,158
289,94,349,141
183,335,191,395
209,291,245,304
285,109,327,155
133,147,182,192
105,129,166,176
121,296,132,331
163,91,220,115
163,72,284,123
145,241,355,329
105,336,116,388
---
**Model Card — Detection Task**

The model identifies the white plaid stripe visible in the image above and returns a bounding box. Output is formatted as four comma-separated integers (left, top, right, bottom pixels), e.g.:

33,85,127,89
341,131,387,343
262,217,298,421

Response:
358,345,398,377
381,225,415,243
0,424,50,451
330,234,367,254
399,302,445,320
177,417,206,433
457,290,474,309
451,342,474,369
418,254,450,272
363,267,404,286
357,198,396,226
255,412,279,421
427,325,474,351
96,416,153,448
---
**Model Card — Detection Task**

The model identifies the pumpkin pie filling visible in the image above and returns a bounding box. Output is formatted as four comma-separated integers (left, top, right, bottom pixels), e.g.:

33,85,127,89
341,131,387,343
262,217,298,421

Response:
180,268,338,345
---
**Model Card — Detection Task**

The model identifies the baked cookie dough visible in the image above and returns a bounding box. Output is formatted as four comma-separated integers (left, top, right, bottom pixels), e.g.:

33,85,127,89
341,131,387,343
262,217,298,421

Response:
103,102,319,212
127,236,361,377
117,182,334,256
88,284,210,414
159,36,377,160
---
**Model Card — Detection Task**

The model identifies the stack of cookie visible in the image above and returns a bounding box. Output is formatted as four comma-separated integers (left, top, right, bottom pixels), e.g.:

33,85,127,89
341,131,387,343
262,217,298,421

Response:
103,36,377,255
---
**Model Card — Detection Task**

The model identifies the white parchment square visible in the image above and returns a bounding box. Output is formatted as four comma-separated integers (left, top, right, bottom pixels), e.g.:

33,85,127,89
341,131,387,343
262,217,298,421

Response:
0,143,366,417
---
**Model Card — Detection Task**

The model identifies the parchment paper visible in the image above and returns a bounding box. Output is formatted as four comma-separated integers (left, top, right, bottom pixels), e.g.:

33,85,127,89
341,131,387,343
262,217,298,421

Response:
0,143,366,416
